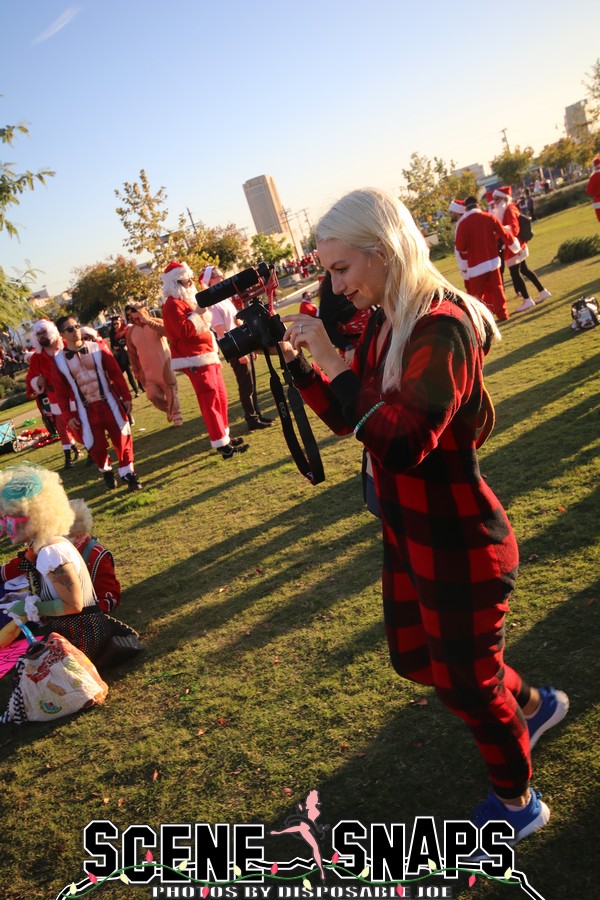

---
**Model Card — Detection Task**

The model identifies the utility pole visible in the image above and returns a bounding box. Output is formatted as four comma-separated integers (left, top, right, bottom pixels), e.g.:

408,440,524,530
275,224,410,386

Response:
187,207,198,235
500,129,511,153
281,207,301,259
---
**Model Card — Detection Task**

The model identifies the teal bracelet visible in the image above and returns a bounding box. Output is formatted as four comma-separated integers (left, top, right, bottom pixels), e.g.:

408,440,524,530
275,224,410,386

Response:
353,401,384,435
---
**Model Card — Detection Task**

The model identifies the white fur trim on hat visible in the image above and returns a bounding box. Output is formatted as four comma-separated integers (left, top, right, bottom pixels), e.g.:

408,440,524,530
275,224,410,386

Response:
493,186,512,200
202,266,214,286
449,200,465,215
161,261,194,298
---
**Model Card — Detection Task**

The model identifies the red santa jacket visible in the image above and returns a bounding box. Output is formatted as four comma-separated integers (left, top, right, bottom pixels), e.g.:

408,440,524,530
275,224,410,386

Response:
77,537,121,614
493,201,528,266
162,296,220,370
26,348,63,415
454,208,520,279
586,171,600,209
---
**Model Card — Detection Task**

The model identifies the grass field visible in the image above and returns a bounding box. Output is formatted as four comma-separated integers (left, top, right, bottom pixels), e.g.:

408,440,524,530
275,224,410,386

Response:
0,204,598,900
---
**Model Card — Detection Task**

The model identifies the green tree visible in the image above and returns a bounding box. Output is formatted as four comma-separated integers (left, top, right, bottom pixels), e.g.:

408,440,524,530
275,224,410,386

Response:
182,222,247,275
537,138,579,174
584,58,600,125
0,265,33,327
114,169,187,289
1,120,54,238
70,256,154,322
245,232,293,266
400,153,478,228
490,146,535,188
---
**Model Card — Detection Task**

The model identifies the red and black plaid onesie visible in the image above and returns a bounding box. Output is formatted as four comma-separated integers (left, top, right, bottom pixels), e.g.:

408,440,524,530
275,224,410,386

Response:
290,295,532,798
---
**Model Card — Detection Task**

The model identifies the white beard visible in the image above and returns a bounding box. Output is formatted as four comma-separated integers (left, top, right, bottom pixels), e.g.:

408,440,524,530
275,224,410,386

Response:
174,284,198,312
493,198,509,223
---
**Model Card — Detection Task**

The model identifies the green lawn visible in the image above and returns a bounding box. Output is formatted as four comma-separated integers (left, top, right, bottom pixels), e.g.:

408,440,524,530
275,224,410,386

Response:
0,204,598,900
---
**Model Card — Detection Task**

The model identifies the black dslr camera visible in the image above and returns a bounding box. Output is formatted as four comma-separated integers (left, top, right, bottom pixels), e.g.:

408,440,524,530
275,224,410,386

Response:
195,262,325,485
195,262,284,362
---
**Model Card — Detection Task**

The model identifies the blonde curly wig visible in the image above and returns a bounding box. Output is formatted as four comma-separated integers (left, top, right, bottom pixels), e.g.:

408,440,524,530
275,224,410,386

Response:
0,465,75,551
68,498,94,539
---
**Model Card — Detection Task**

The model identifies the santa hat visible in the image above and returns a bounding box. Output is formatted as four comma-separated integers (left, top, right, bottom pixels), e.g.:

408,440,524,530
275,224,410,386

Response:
201,266,214,287
448,199,465,215
80,325,100,341
30,318,60,352
161,260,194,298
593,155,600,170
493,186,512,200
485,191,495,204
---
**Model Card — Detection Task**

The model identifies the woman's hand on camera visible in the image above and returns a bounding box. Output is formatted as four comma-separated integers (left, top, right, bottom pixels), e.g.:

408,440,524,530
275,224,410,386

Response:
283,314,348,379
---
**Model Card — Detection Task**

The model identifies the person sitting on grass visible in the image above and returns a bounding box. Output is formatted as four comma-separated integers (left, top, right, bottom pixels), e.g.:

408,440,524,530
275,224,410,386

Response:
68,499,121,615
0,464,112,663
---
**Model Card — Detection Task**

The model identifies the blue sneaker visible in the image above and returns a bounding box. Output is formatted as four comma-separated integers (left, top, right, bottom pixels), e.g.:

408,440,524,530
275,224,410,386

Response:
527,686,569,750
471,789,550,845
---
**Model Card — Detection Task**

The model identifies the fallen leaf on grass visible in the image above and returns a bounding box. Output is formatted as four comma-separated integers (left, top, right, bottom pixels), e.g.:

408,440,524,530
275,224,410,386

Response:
102,797,110,805
282,787,293,796
152,770,160,782
585,598,596,606
255,566,263,575
410,698,428,707
197,728,206,735
528,554,539,561
340,743,349,751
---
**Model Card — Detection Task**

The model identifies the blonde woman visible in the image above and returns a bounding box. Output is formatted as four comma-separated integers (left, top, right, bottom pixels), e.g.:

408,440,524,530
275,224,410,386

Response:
282,188,568,845
0,465,111,661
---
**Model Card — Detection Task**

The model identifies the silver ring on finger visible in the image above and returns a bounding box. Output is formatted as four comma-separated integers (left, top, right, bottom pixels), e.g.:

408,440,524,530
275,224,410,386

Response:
298,323,303,333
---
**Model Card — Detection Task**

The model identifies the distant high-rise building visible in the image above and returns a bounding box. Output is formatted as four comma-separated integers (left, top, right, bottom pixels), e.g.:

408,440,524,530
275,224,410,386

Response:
243,175,288,236
243,174,301,256
564,100,592,142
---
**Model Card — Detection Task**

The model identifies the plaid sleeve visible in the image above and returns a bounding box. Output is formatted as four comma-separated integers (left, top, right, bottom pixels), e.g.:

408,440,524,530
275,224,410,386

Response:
336,315,478,472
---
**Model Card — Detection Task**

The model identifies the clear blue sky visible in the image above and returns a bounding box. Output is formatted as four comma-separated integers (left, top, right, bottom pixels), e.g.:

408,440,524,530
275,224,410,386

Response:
2,0,598,294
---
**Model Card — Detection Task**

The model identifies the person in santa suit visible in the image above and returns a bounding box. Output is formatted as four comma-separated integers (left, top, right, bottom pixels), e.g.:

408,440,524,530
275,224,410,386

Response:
26,319,83,470
492,186,551,312
454,196,521,321
448,199,468,287
585,155,600,223
161,261,248,459
52,315,142,491
199,265,273,433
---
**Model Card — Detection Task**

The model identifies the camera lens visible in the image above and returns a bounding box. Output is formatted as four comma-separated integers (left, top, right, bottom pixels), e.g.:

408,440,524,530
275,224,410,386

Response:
218,324,257,362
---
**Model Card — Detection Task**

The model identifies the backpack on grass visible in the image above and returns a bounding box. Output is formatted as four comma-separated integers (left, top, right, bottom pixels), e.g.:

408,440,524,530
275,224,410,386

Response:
0,632,108,724
571,297,599,331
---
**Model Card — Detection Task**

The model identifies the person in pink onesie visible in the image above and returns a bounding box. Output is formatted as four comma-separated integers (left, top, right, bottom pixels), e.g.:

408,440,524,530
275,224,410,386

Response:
125,304,183,427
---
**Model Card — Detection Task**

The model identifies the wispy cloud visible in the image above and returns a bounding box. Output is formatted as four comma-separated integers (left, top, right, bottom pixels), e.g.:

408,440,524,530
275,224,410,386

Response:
31,6,80,46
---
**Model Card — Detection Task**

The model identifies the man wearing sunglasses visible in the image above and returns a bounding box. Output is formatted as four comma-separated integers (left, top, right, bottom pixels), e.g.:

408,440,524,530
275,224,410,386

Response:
52,315,142,491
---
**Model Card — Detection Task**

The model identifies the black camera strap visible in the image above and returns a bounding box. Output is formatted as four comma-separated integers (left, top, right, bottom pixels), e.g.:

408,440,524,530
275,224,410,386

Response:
263,346,325,485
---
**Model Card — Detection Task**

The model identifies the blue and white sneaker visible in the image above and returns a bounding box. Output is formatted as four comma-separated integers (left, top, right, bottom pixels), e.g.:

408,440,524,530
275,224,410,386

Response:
527,686,569,750
471,789,550,845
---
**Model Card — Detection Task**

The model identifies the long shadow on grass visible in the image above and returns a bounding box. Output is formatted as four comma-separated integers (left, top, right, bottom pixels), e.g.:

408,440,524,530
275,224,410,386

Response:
260,573,599,899
484,322,576,378
480,393,599,505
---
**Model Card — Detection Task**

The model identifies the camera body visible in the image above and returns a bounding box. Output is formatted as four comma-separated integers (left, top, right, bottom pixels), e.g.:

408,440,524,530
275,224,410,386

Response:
218,301,286,362
195,262,284,362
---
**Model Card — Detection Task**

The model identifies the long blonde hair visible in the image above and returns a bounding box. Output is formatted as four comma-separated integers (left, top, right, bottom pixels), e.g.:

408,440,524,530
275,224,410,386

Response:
316,188,500,393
